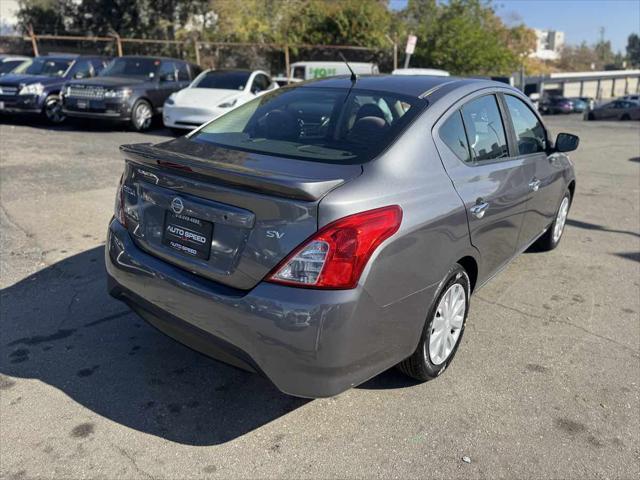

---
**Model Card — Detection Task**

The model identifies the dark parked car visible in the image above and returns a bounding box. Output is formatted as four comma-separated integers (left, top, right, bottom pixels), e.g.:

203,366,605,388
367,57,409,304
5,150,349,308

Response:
539,96,573,114
0,54,108,123
62,56,201,131
568,97,588,113
585,99,640,121
106,75,578,398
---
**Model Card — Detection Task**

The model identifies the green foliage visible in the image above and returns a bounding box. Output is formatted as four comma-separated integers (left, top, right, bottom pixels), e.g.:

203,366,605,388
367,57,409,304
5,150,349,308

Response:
627,33,640,67
400,0,533,75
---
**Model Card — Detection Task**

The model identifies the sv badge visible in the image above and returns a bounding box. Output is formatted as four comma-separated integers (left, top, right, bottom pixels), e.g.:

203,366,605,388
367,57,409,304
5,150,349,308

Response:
266,230,285,239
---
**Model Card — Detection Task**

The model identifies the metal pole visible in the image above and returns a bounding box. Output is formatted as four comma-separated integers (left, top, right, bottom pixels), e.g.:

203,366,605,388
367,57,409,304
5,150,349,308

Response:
28,25,39,56
394,43,398,71
194,40,201,66
403,53,411,69
284,44,290,83
113,33,123,57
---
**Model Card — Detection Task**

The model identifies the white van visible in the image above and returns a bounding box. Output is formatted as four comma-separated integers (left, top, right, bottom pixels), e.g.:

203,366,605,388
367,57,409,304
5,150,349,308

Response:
392,68,450,77
290,61,379,80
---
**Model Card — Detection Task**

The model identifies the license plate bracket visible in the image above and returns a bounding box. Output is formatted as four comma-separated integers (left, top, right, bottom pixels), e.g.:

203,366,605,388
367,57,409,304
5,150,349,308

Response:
162,211,213,260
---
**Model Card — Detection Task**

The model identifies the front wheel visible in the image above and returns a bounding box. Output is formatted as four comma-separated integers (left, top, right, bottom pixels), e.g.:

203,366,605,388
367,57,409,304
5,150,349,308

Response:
130,99,153,132
43,94,65,124
532,192,571,251
396,264,470,381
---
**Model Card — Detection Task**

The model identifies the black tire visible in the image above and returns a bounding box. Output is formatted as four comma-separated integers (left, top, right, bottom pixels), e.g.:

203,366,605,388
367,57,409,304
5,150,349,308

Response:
621,114,631,121
397,264,470,381
531,191,572,252
43,94,65,124
587,112,595,121
130,99,153,132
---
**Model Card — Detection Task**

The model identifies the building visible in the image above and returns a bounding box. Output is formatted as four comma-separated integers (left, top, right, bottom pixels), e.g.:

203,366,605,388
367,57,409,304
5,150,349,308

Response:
524,70,640,100
531,29,565,61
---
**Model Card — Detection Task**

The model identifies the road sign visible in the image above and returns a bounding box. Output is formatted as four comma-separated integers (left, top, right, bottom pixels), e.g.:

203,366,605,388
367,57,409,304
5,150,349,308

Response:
405,35,417,55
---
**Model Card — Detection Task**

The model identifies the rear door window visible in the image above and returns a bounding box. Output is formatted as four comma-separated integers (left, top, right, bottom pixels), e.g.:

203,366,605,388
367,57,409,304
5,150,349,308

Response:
176,62,190,81
460,95,509,163
504,95,546,155
439,111,471,164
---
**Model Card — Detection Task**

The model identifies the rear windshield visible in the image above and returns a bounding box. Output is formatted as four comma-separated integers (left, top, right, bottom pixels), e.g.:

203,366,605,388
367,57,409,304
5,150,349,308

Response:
190,87,425,163
14,58,71,77
100,58,160,78
193,71,251,90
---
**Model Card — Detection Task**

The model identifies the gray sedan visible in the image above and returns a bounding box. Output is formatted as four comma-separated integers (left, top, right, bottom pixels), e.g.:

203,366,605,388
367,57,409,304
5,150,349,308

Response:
586,99,640,120
106,75,578,398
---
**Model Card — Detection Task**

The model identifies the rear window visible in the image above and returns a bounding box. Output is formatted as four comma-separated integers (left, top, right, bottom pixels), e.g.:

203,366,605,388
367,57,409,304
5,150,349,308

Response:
193,71,251,90
191,87,425,163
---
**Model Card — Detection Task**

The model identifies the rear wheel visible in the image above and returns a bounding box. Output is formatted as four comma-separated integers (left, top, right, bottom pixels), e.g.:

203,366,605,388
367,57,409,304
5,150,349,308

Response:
621,113,631,121
397,264,470,381
43,94,65,124
531,191,571,251
130,99,153,132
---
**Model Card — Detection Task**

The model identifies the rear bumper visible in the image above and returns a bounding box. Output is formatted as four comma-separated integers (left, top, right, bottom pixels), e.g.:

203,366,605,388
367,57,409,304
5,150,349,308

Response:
106,218,423,398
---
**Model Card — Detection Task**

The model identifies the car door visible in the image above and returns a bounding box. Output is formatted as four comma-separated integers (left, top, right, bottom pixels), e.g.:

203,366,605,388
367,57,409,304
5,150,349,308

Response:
434,92,533,278
502,94,565,247
155,61,180,108
175,61,192,90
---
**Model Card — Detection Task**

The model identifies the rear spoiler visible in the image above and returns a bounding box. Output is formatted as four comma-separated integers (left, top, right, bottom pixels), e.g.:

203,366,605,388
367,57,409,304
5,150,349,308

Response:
120,143,361,202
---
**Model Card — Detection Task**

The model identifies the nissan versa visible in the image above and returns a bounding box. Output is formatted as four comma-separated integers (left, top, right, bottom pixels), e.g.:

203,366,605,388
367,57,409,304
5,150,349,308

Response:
106,75,578,398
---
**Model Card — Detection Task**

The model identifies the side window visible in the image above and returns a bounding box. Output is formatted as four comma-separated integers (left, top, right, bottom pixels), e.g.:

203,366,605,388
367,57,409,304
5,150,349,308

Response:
91,59,107,75
176,62,190,81
251,74,270,93
159,62,177,82
460,95,509,163
439,111,471,164
504,95,546,155
69,60,92,79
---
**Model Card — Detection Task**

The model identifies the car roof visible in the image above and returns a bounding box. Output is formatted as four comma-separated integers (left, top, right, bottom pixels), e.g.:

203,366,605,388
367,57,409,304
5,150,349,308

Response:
297,74,497,99
117,55,190,63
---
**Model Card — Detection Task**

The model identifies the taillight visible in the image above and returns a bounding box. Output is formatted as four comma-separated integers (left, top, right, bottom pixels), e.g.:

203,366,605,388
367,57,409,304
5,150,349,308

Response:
114,174,127,226
267,205,402,289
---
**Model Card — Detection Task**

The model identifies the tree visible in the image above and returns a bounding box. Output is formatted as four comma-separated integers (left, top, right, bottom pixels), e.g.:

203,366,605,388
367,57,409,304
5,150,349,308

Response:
16,0,76,34
402,0,531,75
627,33,640,67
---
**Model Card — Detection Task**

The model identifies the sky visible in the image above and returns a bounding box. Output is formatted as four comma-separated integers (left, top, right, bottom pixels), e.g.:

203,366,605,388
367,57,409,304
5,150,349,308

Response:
389,0,640,53
495,0,640,53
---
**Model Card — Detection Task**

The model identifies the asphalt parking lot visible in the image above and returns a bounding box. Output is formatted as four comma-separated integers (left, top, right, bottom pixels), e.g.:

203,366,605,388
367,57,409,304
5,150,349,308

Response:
1,114,639,479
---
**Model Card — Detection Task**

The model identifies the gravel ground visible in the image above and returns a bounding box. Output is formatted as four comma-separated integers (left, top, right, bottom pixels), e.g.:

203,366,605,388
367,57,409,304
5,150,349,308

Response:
0,114,639,479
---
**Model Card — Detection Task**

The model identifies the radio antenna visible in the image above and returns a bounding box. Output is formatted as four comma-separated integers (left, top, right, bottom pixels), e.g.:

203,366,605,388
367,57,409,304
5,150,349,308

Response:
339,51,358,83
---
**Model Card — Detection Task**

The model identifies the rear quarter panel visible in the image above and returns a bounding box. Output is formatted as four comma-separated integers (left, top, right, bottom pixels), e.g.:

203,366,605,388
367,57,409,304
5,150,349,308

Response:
318,102,478,359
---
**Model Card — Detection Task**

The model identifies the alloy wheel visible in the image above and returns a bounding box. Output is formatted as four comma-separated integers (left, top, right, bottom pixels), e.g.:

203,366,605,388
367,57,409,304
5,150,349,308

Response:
45,98,65,124
135,103,152,130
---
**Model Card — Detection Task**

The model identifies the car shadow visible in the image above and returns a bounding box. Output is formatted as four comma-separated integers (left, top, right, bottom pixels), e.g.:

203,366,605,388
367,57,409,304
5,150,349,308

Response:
0,246,308,446
630,157,640,163
565,218,640,239
0,114,176,137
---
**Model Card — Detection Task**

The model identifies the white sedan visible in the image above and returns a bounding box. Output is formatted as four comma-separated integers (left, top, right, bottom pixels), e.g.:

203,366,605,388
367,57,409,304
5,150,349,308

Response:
163,69,278,132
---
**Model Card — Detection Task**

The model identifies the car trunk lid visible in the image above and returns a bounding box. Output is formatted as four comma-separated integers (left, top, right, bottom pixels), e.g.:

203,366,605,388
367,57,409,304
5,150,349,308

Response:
119,139,362,290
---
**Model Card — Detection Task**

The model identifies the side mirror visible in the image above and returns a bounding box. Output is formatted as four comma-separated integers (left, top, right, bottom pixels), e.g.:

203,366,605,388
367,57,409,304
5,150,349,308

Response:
555,133,579,153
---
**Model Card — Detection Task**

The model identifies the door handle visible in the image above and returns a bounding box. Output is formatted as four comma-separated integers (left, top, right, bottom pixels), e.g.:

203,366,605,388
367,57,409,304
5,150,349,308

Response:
529,178,541,192
470,201,490,219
